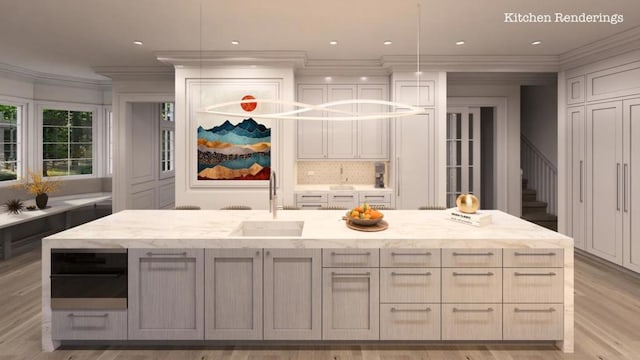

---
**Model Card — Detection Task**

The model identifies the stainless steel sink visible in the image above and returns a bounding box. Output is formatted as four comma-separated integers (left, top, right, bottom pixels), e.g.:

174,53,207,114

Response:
231,220,304,237
329,185,355,190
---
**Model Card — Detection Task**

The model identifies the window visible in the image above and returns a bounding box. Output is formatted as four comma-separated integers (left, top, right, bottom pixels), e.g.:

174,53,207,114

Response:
0,104,21,181
160,102,175,174
107,109,113,175
42,109,93,177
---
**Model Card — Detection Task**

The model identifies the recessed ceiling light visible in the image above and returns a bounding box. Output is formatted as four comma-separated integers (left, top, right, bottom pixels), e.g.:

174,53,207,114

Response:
455,40,465,45
231,40,240,45
383,40,393,45
329,41,338,45
360,76,368,81
531,40,542,45
133,40,144,46
415,71,423,76
325,76,332,81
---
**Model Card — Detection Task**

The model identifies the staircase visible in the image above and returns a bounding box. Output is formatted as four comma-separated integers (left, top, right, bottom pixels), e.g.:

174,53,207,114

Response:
521,178,558,231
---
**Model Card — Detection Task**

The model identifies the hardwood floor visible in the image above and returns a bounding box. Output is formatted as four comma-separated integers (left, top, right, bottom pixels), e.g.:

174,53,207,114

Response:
1,248,639,359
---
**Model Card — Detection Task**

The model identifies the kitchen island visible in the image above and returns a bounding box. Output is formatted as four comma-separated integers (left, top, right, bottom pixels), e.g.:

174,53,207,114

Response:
42,209,573,352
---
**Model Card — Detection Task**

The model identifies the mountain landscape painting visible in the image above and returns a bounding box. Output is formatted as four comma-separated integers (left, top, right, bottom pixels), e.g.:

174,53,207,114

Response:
197,118,271,180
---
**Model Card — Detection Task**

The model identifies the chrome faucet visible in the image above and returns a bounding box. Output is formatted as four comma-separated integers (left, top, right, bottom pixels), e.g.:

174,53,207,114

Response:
269,171,277,219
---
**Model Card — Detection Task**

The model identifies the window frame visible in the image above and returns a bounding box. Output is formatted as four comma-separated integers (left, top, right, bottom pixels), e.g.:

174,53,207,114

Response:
0,96,29,187
37,102,101,180
159,102,175,180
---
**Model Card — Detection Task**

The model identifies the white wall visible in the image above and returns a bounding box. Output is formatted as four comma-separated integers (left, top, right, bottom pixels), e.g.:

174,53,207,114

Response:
448,83,521,216
174,66,295,210
109,76,175,211
521,85,558,167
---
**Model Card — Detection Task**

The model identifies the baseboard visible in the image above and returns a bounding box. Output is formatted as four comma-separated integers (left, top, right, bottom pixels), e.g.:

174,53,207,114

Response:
575,248,640,280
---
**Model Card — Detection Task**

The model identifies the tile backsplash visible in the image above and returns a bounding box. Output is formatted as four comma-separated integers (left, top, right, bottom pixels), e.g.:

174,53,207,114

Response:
297,161,388,185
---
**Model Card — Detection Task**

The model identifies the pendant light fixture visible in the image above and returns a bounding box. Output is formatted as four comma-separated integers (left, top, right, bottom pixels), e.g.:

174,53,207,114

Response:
201,2,424,121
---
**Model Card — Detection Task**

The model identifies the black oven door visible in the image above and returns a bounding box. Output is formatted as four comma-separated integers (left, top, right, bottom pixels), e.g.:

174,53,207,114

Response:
51,249,127,309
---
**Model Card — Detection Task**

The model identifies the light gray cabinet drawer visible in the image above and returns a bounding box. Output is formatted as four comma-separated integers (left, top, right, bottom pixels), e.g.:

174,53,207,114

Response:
380,249,440,267
380,268,440,303
442,249,501,267
503,268,564,303
503,304,564,340
442,268,502,303
52,310,127,340
296,193,328,203
503,249,563,267
323,249,379,267
380,304,440,340
442,304,502,340
359,192,391,203
298,203,326,210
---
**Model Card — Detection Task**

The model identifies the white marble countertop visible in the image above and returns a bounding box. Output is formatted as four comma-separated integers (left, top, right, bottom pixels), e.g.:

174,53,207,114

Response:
43,209,572,249
295,184,393,192
0,192,111,229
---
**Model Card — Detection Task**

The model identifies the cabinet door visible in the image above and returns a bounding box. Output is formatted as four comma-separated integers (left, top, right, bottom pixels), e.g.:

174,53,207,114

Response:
323,268,380,340
297,85,327,159
396,110,435,209
327,85,357,159
358,85,389,159
128,249,204,340
264,249,322,340
623,98,640,272
570,106,586,249
204,249,262,340
586,101,623,264
394,80,435,107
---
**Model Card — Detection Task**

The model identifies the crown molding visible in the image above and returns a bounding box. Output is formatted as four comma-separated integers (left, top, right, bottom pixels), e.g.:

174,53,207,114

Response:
0,62,111,89
296,59,390,76
447,72,557,86
559,26,640,71
155,50,307,68
381,55,561,72
93,66,174,80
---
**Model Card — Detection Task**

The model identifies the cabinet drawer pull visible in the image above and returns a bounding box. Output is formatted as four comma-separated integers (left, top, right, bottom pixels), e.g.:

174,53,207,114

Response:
364,195,386,199
452,252,494,256
391,307,431,313
333,195,355,199
514,307,556,313
453,307,493,313
146,252,187,257
68,313,109,318
391,272,431,276
331,272,370,277
391,252,432,256
453,272,494,276
301,195,322,198
301,204,322,208
514,272,556,276
331,251,371,256
514,252,556,256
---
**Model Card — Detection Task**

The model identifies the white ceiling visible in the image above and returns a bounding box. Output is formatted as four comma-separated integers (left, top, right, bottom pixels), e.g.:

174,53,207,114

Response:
0,0,638,80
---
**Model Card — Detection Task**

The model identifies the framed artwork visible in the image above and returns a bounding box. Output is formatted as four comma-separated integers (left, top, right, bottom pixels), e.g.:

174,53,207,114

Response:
187,79,280,188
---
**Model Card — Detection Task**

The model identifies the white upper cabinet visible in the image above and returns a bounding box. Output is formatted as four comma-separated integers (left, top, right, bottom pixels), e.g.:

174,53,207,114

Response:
327,85,358,158
297,85,328,159
296,82,389,160
394,80,435,107
358,85,389,159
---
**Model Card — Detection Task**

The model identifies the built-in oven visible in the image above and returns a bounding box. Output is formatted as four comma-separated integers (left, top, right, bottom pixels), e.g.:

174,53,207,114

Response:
51,249,127,310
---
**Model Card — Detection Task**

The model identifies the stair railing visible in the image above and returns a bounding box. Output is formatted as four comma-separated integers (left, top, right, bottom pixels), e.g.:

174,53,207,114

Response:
521,135,557,215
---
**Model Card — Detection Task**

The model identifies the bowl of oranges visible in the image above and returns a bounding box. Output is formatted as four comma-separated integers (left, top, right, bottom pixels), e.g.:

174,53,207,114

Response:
346,203,384,226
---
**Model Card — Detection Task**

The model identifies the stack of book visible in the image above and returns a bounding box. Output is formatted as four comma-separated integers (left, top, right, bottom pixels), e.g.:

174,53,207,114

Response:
448,208,492,227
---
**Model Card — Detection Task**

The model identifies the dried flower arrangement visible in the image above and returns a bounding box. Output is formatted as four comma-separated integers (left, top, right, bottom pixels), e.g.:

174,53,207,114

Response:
17,170,61,195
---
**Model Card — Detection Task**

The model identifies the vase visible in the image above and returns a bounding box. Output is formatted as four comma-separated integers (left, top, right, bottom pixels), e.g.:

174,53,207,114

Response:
35,193,48,209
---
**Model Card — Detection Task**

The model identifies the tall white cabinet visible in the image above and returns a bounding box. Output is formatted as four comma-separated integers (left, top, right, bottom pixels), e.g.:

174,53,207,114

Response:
566,55,640,273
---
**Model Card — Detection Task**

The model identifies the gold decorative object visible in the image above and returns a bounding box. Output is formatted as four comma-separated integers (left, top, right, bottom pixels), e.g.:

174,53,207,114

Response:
456,194,479,214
